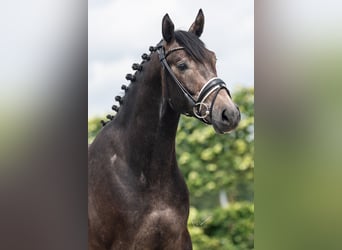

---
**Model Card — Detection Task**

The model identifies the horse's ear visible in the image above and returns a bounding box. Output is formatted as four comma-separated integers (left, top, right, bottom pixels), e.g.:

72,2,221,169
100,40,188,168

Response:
162,14,175,43
189,9,204,37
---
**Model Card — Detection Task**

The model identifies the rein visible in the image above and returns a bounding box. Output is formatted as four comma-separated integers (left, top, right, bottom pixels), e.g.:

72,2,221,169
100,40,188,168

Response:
157,43,230,124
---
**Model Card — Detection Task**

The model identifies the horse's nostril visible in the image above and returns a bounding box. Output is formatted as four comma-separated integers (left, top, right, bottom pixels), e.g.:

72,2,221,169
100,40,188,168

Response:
222,109,229,122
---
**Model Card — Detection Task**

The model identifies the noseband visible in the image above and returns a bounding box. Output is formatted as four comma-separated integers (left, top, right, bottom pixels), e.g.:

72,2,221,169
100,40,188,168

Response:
157,44,231,124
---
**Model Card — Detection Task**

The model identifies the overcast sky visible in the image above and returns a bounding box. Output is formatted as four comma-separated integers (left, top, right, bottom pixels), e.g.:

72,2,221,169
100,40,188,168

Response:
88,0,254,117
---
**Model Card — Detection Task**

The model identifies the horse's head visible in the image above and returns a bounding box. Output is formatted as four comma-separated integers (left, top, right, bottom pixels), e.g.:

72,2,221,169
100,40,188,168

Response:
158,9,240,134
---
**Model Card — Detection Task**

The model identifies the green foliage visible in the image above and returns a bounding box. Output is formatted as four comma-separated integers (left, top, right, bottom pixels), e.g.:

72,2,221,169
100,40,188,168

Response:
189,203,254,250
188,202,254,250
177,87,254,249
176,87,254,208
88,117,103,144
88,87,254,249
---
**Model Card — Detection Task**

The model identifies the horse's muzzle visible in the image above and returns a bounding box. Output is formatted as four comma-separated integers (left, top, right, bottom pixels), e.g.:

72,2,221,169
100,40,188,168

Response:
212,101,241,134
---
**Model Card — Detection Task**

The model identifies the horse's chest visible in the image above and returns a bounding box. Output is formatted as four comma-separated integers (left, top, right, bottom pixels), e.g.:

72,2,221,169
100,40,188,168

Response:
133,207,186,248
142,207,183,231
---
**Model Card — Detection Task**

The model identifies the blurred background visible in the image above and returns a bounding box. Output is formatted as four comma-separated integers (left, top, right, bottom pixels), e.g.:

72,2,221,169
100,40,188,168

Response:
256,1,342,250
0,1,88,249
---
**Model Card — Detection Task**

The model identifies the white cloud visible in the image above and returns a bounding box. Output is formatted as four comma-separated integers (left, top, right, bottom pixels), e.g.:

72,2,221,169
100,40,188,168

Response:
88,58,134,116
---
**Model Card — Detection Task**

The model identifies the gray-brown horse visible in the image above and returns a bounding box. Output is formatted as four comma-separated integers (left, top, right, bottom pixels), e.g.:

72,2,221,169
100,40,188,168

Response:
88,9,240,250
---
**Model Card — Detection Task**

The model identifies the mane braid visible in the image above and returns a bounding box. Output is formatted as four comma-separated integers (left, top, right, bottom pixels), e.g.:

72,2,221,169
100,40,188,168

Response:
174,30,207,63
101,49,153,126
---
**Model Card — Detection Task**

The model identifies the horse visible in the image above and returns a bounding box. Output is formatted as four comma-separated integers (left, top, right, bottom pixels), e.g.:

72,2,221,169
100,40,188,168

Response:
88,9,240,250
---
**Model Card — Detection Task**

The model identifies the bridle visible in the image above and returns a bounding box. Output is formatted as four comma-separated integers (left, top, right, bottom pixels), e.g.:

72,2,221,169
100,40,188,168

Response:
157,42,231,124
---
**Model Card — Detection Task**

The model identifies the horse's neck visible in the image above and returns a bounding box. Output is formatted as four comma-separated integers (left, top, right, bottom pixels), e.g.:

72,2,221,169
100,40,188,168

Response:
112,52,180,176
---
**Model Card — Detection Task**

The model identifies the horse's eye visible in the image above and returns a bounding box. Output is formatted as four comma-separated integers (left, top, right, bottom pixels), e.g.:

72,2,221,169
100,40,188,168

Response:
177,62,188,71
